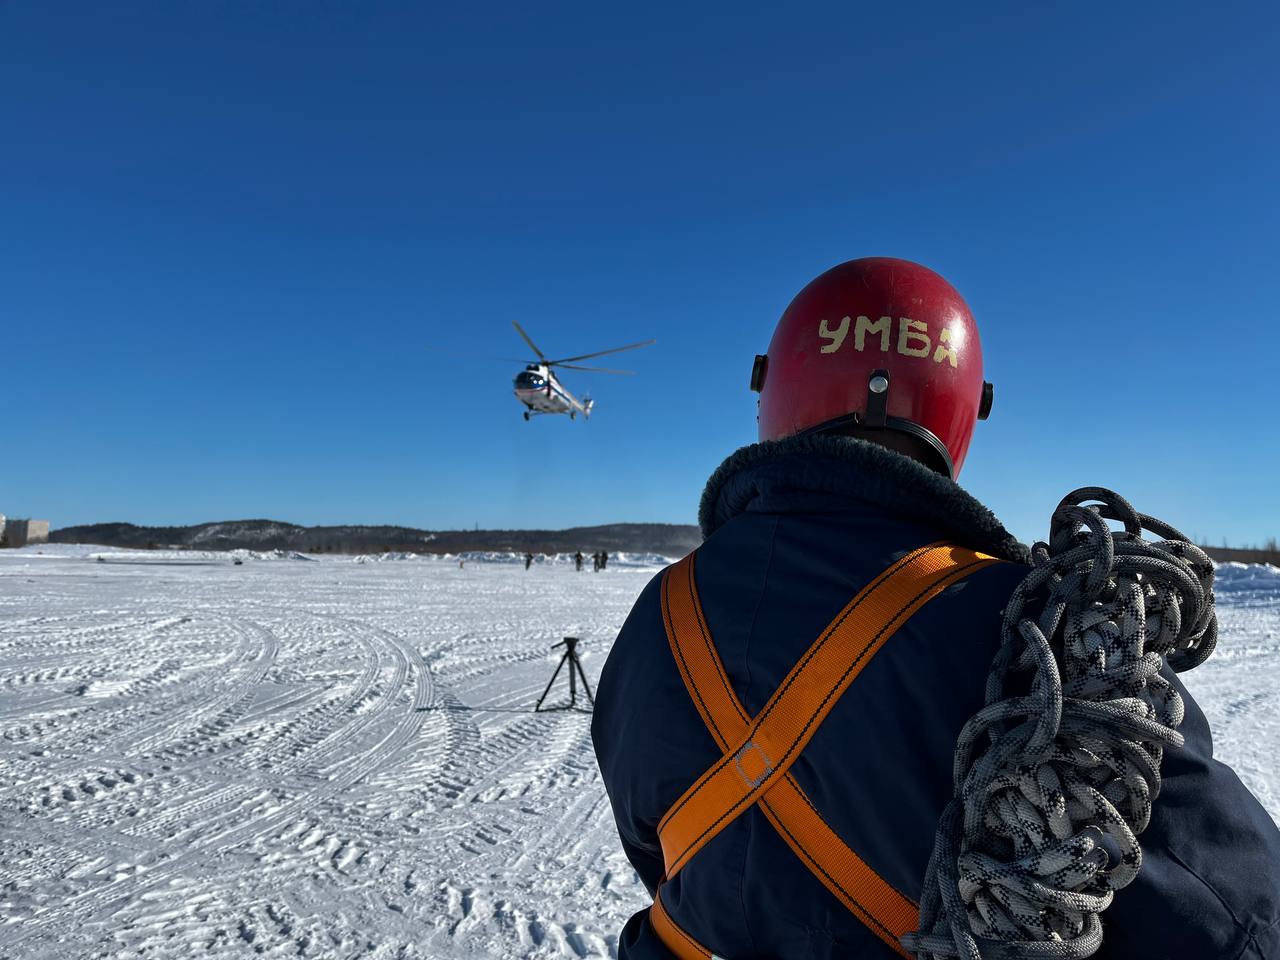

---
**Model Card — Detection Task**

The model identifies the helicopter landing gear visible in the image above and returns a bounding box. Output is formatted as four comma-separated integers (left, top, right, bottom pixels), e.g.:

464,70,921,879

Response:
570,412,576,420
523,411,531,421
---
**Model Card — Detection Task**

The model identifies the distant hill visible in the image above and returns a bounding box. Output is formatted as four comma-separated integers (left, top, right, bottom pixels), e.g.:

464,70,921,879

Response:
50,519,702,557
1202,545,1280,567
49,521,1279,568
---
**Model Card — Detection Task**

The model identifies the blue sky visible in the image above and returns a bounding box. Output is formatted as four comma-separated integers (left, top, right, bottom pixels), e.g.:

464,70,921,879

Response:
3,2,1277,545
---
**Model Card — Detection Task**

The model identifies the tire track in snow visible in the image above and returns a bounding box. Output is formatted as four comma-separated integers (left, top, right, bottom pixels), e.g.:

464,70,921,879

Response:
0,608,437,954
0,557,665,958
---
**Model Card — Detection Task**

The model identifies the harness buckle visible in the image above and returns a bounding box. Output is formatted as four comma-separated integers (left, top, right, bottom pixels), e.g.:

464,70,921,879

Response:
733,740,774,789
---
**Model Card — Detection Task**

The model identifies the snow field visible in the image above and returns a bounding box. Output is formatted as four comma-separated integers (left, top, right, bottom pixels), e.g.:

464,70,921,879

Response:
0,554,656,959
0,550,1275,959
1179,563,1280,820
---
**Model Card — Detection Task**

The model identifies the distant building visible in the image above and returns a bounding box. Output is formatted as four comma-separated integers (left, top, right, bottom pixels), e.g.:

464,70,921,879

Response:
0,518,50,548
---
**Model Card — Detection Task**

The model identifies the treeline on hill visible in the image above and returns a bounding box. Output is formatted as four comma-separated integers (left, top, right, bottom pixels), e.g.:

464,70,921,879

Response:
1201,541,1280,567
48,522,1280,566
50,520,703,558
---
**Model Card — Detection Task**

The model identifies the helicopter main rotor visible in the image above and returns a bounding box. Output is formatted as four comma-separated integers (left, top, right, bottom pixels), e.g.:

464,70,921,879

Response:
511,321,654,376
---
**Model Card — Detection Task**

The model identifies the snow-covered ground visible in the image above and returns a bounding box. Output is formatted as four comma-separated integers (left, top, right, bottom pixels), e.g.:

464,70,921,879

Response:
1180,562,1280,819
0,547,1275,959
0,549,659,959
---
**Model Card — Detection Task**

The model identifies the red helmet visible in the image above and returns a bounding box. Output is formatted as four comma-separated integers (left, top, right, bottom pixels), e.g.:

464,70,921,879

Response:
751,257,992,477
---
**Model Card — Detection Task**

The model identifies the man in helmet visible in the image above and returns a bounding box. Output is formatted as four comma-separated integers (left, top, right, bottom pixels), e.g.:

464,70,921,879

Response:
592,258,1280,959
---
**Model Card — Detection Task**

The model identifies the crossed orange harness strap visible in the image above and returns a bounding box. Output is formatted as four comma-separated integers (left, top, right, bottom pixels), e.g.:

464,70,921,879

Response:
648,542,999,960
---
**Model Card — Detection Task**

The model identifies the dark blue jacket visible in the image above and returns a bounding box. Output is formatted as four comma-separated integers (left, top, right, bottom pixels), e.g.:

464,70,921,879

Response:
592,435,1280,959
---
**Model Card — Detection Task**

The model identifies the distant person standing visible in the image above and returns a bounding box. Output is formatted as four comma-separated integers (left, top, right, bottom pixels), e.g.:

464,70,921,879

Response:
574,551,584,572
525,552,534,571
600,550,609,570
592,551,602,572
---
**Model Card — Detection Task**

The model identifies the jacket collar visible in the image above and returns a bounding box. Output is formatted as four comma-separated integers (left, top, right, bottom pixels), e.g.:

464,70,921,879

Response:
698,433,1029,564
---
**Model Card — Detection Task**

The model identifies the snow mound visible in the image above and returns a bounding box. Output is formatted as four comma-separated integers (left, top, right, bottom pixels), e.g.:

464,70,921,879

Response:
351,550,673,568
232,548,316,562
1214,561,1280,593
352,551,422,563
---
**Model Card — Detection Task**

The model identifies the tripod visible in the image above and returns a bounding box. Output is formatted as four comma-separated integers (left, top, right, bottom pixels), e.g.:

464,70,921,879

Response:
534,637,595,712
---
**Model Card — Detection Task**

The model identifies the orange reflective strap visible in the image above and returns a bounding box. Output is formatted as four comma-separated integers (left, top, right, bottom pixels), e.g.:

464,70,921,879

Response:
757,777,918,951
661,543,943,750
660,551,920,949
658,550,928,955
648,543,999,959
651,886,713,960
657,544,993,877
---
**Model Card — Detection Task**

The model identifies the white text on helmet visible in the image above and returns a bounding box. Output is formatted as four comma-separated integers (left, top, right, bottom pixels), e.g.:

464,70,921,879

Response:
818,316,959,368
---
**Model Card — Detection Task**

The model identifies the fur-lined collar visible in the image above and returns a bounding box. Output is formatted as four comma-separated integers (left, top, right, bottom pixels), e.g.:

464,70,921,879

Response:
698,434,1029,564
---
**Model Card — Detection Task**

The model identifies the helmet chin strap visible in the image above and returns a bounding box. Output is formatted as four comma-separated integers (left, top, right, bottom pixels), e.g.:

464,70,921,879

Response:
796,369,956,479
863,367,891,427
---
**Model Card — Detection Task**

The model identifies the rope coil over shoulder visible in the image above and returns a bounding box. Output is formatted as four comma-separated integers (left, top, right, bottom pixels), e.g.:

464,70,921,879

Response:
905,488,1218,960
653,542,1000,958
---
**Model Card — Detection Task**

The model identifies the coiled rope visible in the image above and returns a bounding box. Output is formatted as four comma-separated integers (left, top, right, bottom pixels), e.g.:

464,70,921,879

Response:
903,488,1218,960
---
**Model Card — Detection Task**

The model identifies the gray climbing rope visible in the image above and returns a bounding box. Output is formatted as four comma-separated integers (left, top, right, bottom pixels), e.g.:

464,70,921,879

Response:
903,487,1218,960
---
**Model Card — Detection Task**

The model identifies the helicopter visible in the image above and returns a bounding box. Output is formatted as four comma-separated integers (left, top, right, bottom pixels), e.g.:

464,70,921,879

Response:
510,321,654,421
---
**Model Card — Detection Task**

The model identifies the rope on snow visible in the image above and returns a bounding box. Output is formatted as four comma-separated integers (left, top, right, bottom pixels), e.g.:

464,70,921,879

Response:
903,487,1218,960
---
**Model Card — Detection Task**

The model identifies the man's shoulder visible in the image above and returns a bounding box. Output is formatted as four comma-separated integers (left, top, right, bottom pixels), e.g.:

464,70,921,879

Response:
622,563,672,621
606,562,678,677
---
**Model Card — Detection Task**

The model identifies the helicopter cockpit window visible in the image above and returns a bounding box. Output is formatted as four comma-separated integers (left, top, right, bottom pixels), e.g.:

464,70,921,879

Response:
515,371,546,389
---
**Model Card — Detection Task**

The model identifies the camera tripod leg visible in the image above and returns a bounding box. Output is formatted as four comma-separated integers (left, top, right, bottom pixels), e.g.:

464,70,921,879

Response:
573,655,595,706
533,638,594,712
535,655,568,712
